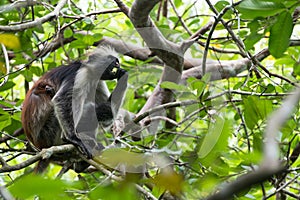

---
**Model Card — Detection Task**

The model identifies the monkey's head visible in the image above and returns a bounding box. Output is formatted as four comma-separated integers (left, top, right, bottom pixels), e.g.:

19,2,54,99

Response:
87,46,127,81
33,81,56,98
100,55,126,80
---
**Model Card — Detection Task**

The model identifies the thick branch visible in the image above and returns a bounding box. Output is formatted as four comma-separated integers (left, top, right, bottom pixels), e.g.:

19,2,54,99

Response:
96,37,163,65
124,0,186,120
129,0,183,70
182,48,270,81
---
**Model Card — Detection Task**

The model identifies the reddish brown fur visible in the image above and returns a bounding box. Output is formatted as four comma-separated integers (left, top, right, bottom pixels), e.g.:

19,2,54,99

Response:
21,79,55,149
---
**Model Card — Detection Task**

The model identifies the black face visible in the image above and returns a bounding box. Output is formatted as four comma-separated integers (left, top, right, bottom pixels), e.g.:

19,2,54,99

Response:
101,56,125,80
34,82,55,98
45,85,55,98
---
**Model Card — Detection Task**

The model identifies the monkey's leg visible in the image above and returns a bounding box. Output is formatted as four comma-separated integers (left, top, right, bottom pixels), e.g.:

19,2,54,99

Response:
34,159,51,174
52,87,93,159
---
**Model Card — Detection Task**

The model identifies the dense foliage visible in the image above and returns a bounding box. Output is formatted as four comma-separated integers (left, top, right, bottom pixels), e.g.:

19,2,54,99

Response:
0,0,300,199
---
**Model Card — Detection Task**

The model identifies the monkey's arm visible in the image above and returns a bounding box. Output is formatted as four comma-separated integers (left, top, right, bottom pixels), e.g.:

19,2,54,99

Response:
95,69,128,127
110,70,128,115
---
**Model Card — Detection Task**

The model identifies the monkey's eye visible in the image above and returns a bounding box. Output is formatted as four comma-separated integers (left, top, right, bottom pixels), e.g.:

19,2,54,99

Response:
114,60,120,67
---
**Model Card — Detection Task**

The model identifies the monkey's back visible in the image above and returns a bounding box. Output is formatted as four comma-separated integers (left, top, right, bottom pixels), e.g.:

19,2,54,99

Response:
22,62,81,149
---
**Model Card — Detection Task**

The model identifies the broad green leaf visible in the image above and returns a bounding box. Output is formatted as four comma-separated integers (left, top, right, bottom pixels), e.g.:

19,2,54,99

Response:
22,69,33,82
187,73,211,97
198,116,231,165
152,171,184,195
253,131,263,152
245,32,264,50
93,33,103,41
82,34,95,46
293,63,300,76
83,17,93,24
0,81,15,92
174,0,182,8
243,96,273,130
214,1,233,19
160,81,189,92
63,28,73,38
269,11,293,58
73,33,85,40
94,148,147,172
265,84,275,93
0,113,11,130
30,66,43,76
0,100,14,108
275,56,296,66
237,0,285,19
0,33,20,49
9,175,79,200
89,183,138,200
69,40,88,49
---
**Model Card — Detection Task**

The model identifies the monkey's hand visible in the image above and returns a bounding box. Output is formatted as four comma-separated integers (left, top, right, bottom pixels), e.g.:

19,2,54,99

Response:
117,68,127,80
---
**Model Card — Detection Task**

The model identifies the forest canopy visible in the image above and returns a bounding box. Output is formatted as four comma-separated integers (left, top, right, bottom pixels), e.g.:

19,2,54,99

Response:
0,0,300,199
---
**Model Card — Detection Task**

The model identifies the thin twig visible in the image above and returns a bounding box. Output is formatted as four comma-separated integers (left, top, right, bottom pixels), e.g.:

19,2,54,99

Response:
81,155,158,200
0,44,10,87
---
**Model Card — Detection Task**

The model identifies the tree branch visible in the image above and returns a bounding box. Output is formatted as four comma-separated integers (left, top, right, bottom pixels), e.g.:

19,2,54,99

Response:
0,0,39,13
205,167,285,200
0,144,74,173
0,0,67,31
205,86,300,200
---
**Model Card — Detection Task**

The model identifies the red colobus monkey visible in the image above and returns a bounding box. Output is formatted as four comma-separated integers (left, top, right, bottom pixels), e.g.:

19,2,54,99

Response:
22,47,128,165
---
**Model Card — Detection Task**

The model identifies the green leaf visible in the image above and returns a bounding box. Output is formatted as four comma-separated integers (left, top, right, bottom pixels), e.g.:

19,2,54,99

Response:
82,34,95,46
245,32,264,50
89,183,138,200
63,28,73,38
0,33,21,49
82,17,93,25
22,69,33,82
9,175,77,200
30,66,43,76
265,84,275,93
243,96,273,130
93,33,103,41
293,63,300,76
94,148,147,171
187,73,210,97
0,100,14,108
237,0,285,19
0,113,11,130
269,11,293,58
198,116,231,165
160,81,189,92
214,1,233,19
174,0,182,8
0,81,15,92
69,40,88,49
152,171,184,196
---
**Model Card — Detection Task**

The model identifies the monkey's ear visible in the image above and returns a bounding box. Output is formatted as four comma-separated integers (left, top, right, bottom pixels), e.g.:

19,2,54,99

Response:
87,54,98,63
